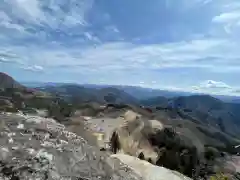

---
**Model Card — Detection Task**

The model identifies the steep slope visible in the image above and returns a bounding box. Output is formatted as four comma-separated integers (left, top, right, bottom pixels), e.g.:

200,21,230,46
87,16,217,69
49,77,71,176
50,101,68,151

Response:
0,72,24,89
170,95,225,112
143,94,240,138
97,87,139,105
38,85,140,105
152,107,240,149
140,96,169,107
37,84,97,102
0,73,59,114
0,113,142,180
111,154,192,180
170,95,240,137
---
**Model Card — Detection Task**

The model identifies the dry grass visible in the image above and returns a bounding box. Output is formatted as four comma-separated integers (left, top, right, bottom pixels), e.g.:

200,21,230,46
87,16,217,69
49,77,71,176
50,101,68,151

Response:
110,116,160,164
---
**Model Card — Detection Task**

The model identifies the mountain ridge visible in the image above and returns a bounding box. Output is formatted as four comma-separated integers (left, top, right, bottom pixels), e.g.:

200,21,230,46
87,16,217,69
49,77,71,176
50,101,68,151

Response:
142,94,240,138
23,80,240,138
35,84,140,105
2,73,240,143
0,72,25,89
1,73,240,179
21,81,240,103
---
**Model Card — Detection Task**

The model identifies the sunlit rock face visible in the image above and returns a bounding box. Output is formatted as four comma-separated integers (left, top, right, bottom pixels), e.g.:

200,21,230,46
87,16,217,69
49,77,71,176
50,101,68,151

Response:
0,113,142,180
109,111,162,164
111,154,193,180
109,111,204,178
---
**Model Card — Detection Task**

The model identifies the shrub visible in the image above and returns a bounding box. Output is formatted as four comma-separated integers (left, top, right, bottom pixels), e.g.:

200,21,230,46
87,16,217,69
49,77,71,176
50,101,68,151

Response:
204,147,219,161
209,172,229,180
47,99,75,122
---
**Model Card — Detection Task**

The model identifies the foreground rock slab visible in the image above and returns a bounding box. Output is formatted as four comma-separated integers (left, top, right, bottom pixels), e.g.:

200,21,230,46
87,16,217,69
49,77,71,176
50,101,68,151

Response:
0,112,142,180
111,154,193,180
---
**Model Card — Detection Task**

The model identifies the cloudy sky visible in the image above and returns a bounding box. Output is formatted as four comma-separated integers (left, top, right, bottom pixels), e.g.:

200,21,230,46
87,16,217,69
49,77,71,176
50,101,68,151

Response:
0,0,240,95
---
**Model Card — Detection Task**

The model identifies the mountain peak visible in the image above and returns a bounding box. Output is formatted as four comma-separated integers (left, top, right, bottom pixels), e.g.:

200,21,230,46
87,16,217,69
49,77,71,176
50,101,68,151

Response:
0,72,25,89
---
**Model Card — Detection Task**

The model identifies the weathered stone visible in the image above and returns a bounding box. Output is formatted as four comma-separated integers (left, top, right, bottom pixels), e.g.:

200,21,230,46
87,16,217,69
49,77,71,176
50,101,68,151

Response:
123,110,141,122
0,113,142,180
111,154,193,180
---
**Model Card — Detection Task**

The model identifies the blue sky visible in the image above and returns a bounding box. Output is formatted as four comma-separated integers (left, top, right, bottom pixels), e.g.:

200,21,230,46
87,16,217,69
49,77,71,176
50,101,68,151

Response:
0,0,240,95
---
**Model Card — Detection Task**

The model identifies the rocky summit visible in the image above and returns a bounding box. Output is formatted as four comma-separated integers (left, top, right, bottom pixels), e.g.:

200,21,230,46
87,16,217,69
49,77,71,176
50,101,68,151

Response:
0,73,240,180
0,112,142,180
0,111,196,180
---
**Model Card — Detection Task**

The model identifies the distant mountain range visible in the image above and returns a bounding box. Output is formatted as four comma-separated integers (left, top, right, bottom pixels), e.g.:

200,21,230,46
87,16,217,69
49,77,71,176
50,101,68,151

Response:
35,84,140,105
0,74,240,139
20,81,240,138
143,94,240,137
22,81,240,103
3,73,240,179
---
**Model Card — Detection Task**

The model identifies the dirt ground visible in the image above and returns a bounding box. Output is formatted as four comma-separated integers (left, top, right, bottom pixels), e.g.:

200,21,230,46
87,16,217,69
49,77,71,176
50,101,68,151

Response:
66,116,124,149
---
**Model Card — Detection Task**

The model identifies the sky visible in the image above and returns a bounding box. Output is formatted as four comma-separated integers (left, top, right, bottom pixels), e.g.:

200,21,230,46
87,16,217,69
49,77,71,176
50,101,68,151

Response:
0,0,240,95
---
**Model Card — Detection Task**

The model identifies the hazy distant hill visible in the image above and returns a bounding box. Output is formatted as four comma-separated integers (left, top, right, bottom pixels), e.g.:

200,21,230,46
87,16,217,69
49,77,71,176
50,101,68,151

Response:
0,72,57,113
21,82,192,97
22,82,240,103
36,84,139,105
140,96,169,107
142,94,240,137
21,81,240,137
0,72,25,89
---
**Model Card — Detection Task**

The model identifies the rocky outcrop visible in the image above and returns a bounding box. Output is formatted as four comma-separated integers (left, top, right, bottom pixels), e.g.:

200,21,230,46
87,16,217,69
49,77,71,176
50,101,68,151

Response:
111,154,193,180
0,72,24,89
109,112,205,178
123,110,142,121
0,112,142,180
110,114,162,165
0,99,13,108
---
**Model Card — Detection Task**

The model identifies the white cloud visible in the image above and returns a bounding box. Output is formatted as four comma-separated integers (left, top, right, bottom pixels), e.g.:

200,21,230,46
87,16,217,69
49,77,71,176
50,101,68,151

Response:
22,65,44,72
105,26,120,33
1,0,93,29
199,80,231,89
0,57,10,63
213,11,240,23
212,1,240,34
0,12,26,32
191,80,240,95
0,50,23,65
213,11,240,34
14,0,45,22
2,0,46,26
1,36,240,74
1,0,240,95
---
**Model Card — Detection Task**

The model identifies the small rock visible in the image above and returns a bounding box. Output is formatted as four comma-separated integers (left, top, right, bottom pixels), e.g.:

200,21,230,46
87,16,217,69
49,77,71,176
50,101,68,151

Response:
8,138,14,143
0,147,10,161
17,124,24,129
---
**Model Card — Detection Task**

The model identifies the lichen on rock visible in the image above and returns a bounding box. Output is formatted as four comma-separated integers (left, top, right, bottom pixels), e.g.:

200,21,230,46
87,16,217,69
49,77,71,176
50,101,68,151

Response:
0,113,142,180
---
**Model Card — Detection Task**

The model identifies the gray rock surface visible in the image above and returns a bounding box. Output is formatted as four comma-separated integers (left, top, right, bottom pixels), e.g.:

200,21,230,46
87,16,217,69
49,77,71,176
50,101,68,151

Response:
0,112,142,180
111,154,193,180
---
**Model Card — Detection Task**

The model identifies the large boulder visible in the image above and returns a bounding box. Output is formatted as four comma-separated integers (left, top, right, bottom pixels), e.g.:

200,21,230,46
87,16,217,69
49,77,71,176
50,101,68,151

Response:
110,117,163,165
147,120,164,132
123,110,142,122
